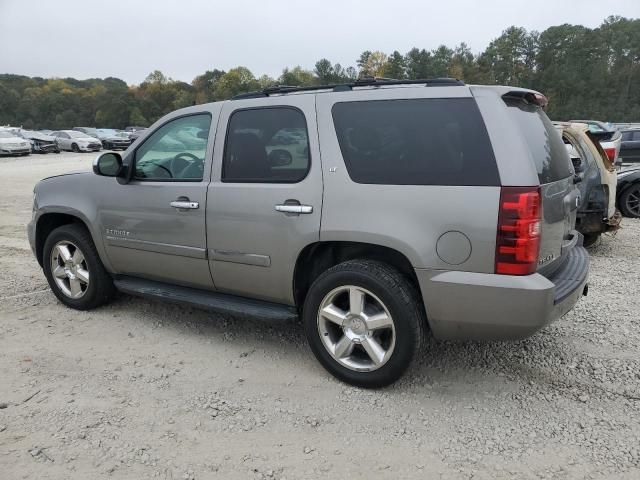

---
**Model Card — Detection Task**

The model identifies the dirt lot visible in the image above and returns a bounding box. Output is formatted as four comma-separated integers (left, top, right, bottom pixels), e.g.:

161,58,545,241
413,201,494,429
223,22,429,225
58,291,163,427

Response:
1,152,639,479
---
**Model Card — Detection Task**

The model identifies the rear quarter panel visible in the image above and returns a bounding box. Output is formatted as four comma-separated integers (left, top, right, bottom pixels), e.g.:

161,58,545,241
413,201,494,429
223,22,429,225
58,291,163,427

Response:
316,87,500,273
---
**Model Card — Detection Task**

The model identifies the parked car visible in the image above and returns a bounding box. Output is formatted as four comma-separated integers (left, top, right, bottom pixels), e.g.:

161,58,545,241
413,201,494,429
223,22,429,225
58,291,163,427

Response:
0,130,31,156
127,128,148,142
570,119,622,169
619,129,640,163
28,79,589,388
14,129,60,154
50,130,102,152
554,122,620,246
72,127,101,140
96,129,132,150
616,166,640,218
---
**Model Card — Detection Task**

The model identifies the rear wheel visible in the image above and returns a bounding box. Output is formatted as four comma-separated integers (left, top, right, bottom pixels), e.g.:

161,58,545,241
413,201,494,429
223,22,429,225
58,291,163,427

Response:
71,143,79,153
303,260,425,388
43,224,115,310
619,184,640,218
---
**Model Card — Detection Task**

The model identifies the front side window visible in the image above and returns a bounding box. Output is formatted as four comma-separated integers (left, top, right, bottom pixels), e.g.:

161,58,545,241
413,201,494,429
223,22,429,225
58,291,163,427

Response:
222,107,310,183
332,98,499,186
134,114,211,181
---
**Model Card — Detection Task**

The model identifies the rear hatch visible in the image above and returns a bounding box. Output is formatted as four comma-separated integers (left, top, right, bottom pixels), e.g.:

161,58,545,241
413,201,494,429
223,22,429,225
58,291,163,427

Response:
503,94,579,276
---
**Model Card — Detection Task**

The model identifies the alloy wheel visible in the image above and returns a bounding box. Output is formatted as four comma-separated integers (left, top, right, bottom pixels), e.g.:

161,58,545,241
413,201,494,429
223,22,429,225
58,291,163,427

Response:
317,285,396,372
50,240,90,299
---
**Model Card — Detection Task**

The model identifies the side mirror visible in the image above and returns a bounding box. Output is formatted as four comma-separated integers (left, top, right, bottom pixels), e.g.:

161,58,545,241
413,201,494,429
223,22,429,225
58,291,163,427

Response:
268,149,293,167
93,152,123,177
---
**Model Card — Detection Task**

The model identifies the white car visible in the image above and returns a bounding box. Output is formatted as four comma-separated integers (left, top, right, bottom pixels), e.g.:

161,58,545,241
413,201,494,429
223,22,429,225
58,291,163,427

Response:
50,130,102,152
0,130,31,156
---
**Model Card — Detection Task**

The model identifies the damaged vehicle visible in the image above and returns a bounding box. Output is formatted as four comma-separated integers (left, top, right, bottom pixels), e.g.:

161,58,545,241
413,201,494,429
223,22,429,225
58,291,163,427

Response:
15,129,60,154
555,122,620,246
570,119,622,169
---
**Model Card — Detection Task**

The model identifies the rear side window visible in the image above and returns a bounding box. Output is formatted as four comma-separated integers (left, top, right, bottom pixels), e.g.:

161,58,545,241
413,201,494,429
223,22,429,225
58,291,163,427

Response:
504,100,572,184
222,107,310,183
331,98,499,186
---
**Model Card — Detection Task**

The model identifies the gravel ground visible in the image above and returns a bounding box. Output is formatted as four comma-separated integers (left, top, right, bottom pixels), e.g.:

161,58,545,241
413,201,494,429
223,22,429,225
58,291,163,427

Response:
1,152,639,479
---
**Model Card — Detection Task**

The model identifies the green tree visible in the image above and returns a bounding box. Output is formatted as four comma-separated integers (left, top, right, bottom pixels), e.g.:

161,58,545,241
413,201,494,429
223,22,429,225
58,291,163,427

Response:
383,51,406,79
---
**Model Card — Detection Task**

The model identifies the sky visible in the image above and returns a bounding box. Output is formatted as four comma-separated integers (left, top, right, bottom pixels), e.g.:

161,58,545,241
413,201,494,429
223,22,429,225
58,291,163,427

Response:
1,0,639,85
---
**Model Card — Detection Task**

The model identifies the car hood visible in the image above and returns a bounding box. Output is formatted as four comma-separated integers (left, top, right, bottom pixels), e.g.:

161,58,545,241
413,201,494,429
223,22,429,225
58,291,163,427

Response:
26,132,56,141
618,167,640,178
40,170,91,182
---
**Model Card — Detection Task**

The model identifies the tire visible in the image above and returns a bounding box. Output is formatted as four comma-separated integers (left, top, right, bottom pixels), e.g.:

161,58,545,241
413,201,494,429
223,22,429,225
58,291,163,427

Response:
71,143,79,153
582,233,600,248
43,224,115,310
619,184,640,218
302,259,426,388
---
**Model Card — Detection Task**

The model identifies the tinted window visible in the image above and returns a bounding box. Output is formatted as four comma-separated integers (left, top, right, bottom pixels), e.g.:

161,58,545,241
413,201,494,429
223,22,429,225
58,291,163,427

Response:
622,132,633,141
331,98,499,186
222,108,310,183
505,100,572,184
633,131,640,141
134,114,211,181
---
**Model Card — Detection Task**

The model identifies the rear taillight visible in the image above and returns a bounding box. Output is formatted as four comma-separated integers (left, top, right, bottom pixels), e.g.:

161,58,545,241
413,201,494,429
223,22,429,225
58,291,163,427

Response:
603,147,616,163
495,187,541,275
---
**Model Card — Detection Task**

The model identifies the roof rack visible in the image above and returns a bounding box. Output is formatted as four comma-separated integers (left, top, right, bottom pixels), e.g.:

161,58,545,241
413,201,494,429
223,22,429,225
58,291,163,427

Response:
231,77,465,100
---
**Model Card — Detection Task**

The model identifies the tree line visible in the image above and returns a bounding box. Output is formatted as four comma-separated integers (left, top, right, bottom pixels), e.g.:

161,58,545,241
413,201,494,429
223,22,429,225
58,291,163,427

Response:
0,16,638,130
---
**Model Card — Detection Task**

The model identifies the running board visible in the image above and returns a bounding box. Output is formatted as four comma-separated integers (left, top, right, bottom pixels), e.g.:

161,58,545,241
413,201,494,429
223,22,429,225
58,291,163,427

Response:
113,276,298,323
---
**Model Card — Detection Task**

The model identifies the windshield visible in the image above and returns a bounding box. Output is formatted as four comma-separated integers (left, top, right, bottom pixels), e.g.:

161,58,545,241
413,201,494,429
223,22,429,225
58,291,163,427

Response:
98,129,117,135
80,128,98,136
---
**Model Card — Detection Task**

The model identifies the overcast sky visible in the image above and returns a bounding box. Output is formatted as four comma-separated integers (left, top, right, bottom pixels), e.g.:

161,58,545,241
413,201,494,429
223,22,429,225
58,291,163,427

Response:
1,0,638,85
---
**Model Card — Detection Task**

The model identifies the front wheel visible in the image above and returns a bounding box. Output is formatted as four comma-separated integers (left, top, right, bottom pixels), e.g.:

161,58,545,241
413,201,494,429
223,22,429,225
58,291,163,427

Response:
71,143,79,153
302,260,426,388
43,224,115,310
619,184,640,218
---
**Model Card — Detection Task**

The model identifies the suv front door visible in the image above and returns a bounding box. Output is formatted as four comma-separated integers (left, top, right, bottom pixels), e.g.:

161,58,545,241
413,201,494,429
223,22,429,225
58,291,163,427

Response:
206,95,322,304
97,109,219,289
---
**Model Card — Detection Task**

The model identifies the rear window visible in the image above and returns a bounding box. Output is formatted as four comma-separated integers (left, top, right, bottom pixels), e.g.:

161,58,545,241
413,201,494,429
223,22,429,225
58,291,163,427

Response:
331,98,499,186
505,100,572,184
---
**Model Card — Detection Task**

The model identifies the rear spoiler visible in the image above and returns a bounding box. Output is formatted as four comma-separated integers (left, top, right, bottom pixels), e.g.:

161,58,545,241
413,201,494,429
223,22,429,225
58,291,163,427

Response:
502,90,549,109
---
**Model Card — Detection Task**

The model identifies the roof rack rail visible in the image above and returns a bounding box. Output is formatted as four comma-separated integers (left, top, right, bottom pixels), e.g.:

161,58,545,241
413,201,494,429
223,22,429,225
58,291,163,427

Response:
231,77,465,100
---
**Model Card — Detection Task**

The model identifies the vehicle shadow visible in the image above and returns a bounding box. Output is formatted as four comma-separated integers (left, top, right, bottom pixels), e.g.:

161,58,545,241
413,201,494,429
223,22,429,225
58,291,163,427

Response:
107,292,578,394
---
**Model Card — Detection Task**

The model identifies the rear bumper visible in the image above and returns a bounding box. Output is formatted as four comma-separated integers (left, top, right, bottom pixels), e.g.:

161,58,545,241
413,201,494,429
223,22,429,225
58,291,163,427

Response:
416,246,589,340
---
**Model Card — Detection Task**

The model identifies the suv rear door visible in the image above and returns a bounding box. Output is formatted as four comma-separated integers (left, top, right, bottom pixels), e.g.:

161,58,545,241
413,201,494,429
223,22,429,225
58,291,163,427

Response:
206,94,322,305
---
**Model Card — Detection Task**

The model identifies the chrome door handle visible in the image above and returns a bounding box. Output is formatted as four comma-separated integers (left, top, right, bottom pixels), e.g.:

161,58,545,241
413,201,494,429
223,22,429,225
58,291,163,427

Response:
170,200,199,209
275,204,313,214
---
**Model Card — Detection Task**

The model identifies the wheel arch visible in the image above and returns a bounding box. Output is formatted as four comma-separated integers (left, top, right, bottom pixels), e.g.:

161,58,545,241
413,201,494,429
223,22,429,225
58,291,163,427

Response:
293,241,420,309
35,211,94,267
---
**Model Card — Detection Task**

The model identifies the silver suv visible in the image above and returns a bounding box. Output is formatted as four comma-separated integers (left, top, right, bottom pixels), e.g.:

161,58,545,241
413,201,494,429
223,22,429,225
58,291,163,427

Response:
28,78,589,387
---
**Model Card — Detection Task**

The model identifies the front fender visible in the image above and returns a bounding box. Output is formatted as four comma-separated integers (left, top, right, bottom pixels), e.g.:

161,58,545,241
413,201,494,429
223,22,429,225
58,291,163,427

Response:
33,174,114,273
